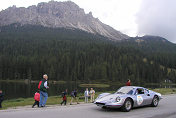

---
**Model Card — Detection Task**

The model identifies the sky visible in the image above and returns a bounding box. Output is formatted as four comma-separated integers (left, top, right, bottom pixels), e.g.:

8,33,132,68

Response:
0,0,176,43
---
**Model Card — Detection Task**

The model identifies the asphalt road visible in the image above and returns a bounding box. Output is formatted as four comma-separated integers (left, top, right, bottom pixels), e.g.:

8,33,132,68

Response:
0,94,176,118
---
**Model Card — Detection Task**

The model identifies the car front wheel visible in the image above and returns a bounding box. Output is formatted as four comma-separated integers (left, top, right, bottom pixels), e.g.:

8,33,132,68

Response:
151,96,159,107
102,106,107,109
121,98,132,112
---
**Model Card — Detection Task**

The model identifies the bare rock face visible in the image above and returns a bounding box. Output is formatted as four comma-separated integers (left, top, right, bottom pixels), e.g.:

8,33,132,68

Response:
0,1,129,40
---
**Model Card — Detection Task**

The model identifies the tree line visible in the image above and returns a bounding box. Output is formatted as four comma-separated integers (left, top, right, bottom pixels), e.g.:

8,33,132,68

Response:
0,24,176,84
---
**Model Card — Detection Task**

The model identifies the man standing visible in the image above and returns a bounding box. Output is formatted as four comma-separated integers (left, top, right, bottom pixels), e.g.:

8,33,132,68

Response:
90,88,95,102
0,90,4,108
84,88,89,103
39,74,49,107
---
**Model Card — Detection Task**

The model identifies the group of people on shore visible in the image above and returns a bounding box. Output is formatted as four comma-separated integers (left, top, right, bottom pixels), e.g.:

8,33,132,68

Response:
0,74,131,109
60,87,95,106
32,74,49,108
84,88,95,103
60,89,79,106
32,74,96,108
32,76,131,108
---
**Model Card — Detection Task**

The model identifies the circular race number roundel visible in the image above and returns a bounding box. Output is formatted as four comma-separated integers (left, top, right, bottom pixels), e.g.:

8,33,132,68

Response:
137,95,143,105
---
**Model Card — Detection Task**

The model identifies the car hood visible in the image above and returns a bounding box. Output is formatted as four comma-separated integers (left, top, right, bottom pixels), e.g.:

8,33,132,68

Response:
149,90,162,97
96,93,125,103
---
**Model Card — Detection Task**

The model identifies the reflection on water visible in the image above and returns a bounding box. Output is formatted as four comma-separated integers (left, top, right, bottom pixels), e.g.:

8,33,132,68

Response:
0,82,175,99
0,82,119,99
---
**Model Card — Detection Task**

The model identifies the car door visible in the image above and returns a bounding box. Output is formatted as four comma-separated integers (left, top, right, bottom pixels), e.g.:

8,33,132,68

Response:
144,89,153,105
134,88,150,106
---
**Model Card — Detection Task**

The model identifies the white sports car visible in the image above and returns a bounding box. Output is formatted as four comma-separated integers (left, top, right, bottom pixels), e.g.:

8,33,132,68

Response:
94,86,162,112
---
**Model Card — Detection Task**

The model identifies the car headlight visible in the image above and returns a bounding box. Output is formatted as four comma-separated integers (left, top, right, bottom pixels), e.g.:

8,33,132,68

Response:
96,95,102,99
97,95,101,99
116,96,121,102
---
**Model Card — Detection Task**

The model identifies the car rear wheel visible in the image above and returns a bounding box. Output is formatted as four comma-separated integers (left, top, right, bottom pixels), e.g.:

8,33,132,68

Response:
121,98,132,112
151,95,159,107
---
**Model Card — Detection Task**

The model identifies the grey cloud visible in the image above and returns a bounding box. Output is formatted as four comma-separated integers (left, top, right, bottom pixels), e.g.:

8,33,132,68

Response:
136,0,176,43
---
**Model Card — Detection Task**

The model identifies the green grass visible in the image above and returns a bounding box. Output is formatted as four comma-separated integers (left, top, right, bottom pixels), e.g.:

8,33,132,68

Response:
151,88,176,95
1,88,176,110
145,83,176,86
1,96,66,110
1,98,34,109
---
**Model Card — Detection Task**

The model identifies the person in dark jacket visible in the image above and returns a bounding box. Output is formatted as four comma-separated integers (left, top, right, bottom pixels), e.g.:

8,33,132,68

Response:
61,89,67,105
70,89,79,105
39,74,49,107
0,90,4,108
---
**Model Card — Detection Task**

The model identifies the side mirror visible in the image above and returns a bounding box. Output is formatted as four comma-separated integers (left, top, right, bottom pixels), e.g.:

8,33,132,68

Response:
147,94,150,96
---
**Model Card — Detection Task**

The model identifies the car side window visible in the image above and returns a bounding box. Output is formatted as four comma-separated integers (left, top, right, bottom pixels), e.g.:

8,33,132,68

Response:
127,90,133,95
136,88,144,95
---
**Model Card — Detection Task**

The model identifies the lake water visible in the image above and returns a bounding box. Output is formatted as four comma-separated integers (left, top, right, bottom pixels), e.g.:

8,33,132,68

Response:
0,82,175,99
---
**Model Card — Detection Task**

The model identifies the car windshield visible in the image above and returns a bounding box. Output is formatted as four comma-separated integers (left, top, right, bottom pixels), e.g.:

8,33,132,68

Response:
115,87,134,94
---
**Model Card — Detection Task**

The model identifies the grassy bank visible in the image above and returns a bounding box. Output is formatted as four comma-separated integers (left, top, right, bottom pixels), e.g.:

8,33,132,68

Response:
1,88,176,110
151,88,176,95
0,92,103,110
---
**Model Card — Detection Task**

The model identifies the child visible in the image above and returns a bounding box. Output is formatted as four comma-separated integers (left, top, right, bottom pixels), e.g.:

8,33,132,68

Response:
61,89,67,105
32,90,40,108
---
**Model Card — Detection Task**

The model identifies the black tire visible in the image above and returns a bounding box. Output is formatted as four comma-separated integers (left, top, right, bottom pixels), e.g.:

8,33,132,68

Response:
102,106,107,109
121,98,132,112
151,95,159,107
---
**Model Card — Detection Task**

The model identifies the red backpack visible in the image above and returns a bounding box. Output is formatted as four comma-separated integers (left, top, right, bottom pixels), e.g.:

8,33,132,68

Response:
38,80,42,89
34,92,40,101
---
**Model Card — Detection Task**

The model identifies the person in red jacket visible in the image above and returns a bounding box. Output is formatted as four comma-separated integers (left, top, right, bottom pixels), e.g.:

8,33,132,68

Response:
32,90,40,108
126,79,131,86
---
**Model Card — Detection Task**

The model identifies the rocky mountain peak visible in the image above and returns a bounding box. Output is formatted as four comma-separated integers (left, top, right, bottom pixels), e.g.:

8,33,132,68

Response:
0,1,128,40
